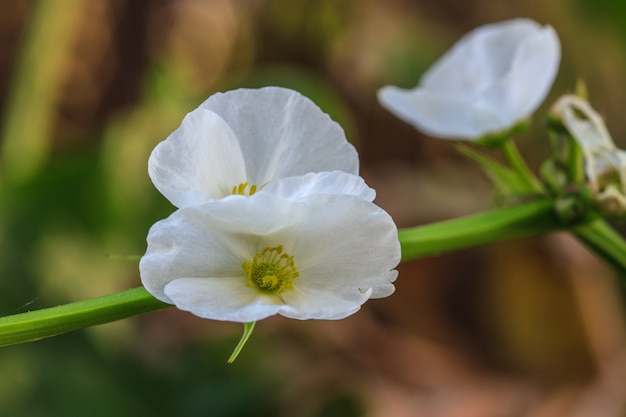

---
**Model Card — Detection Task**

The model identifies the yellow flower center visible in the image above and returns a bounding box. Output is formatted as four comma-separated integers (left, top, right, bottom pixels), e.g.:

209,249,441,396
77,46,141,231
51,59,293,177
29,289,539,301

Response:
232,182,258,196
242,245,299,294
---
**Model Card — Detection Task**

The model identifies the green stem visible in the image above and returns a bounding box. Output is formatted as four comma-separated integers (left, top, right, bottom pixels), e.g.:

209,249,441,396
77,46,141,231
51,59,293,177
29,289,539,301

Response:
572,218,626,279
2,198,625,349
399,198,561,260
0,287,169,347
0,200,562,347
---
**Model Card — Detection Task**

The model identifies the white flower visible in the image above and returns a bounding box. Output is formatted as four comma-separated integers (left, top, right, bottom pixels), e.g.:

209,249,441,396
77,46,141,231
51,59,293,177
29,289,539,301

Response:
553,95,626,215
148,86,359,208
139,172,400,322
378,18,561,140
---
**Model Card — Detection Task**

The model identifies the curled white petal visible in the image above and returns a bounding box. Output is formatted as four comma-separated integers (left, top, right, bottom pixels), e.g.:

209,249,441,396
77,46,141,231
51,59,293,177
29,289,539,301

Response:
553,95,621,186
554,95,615,149
553,95,626,215
378,18,561,140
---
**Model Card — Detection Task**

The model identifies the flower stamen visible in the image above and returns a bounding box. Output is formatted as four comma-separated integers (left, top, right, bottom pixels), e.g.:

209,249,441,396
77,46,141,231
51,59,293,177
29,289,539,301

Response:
242,245,299,294
232,182,258,196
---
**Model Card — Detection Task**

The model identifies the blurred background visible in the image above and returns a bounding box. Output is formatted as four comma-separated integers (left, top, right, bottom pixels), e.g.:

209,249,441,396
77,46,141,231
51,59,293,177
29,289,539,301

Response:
1,0,626,416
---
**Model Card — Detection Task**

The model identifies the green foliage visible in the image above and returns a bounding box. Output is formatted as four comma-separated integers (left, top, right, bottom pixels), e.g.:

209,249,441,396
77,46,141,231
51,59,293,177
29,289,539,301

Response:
0,334,279,417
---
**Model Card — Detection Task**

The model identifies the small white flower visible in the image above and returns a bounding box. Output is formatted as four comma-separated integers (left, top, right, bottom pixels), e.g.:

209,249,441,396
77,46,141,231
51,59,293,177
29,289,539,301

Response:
553,95,626,215
378,18,561,140
139,172,400,322
148,87,359,208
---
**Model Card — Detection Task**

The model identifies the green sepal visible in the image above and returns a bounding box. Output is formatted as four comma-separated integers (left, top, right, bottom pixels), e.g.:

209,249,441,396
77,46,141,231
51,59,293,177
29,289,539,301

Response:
541,112,587,195
457,144,540,205
553,186,597,225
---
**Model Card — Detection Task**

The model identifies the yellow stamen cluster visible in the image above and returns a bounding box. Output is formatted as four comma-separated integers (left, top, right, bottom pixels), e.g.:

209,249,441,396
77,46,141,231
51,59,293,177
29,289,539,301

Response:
242,245,299,294
232,182,258,196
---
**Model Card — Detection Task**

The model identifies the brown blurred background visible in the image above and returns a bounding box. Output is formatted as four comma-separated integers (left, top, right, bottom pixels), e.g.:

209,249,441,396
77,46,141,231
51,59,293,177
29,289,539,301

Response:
1,0,626,416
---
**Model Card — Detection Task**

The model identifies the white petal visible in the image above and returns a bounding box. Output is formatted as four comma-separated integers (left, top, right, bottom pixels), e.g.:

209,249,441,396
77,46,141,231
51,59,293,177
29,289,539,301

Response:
378,18,560,139
139,209,245,303
279,286,371,320
421,19,547,95
199,87,359,183
148,109,247,207
378,87,502,139
140,194,307,304
262,171,376,202
165,278,282,322
141,192,399,323
554,95,615,152
487,24,560,122
552,95,625,196
291,195,400,300
193,193,306,237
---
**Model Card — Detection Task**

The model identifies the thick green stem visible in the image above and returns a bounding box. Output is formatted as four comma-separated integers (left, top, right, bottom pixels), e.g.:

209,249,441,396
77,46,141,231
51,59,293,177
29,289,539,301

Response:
2,198,626,349
0,200,562,347
399,198,561,260
572,218,626,279
0,287,169,347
